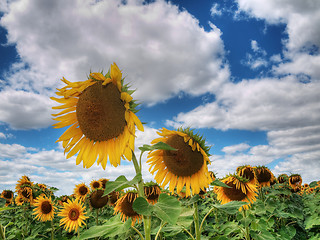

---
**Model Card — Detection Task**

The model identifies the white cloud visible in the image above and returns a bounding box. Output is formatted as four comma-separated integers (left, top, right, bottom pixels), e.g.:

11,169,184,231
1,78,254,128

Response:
0,0,229,109
210,3,222,16
0,89,54,129
222,143,250,154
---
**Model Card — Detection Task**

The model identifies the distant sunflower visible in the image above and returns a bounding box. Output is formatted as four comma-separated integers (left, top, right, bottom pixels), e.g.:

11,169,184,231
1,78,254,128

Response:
58,195,70,206
89,189,109,209
144,184,161,204
59,198,88,232
237,165,257,185
289,174,302,189
51,63,144,169
108,191,120,206
90,180,102,190
1,190,14,201
214,174,257,211
278,174,289,184
114,191,142,225
99,178,109,189
33,195,56,222
147,128,212,197
5,199,12,207
15,196,24,206
15,175,33,192
254,166,275,187
209,171,216,182
73,183,90,200
18,186,33,203
37,183,47,190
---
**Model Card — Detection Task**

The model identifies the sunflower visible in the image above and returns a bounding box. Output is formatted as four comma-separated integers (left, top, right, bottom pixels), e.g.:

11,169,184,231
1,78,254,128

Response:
37,183,47,190
15,196,24,206
99,178,109,189
58,195,70,206
108,191,120,206
214,174,258,211
289,174,302,189
51,63,144,169
147,128,212,197
144,184,161,204
89,189,109,209
1,190,14,201
15,175,33,193
209,171,216,182
114,191,142,225
18,186,33,203
5,199,12,207
90,180,102,190
73,183,90,200
254,166,275,187
237,165,257,185
58,198,88,232
33,195,56,222
277,174,289,184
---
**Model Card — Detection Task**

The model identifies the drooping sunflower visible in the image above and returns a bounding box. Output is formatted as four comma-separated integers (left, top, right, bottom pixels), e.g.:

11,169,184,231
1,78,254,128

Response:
37,183,47,190
237,165,257,185
58,195,70,206
73,183,90,200
15,175,33,193
15,196,24,206
278,174,289,184
108,191,120,206
1,190,14,201
114,191,142,225
89,189,109,209
289,174,302,189
33,195,56,222
147,128,212,197
254,166,275,187
90,180,102,190
51,63,144,169
209,171,216,182
58,198,88,232
214,174,258,211
144,183,161,204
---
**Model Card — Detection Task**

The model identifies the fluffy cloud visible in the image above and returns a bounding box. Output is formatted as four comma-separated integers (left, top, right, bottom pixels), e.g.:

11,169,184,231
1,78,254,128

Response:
0,0,229,109
0,89,54,129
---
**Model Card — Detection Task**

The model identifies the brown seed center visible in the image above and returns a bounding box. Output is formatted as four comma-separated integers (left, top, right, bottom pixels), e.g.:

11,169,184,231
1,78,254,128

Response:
256,169,271,183
68,208,80,221
3,191,13,199
92,181,100,189
223,181,247,201
240,168,255,181
120,193,138,217
89,190,109,209
21,188,31,198
162,135,204,176
79,186,88,196
41,201,53,214
76,82,126,141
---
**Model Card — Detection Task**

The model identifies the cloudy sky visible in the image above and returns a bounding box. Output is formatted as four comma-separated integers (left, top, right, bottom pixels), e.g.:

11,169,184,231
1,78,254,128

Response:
0,0,319,195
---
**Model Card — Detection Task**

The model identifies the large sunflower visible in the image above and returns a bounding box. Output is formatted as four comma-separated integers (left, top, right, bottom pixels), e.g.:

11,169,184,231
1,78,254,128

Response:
147,128,212,197
114,191,142,225
254,166,275,187
237,165,257,185
33,195,56,222
214,174,257,210
58,198,88,232
73,183,90,200
51,63,144,169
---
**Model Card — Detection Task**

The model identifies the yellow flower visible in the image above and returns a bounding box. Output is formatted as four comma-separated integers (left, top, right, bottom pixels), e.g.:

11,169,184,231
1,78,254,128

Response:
144,184,161,204
214,175,257,211
33,195,56,222
51,63,144,169
277,174,289,184
15,196,24,206
73,183,90,200
147,128,212,197
15,175,33,193
114,192,141,225
254,166,275,187
289,174,302,189
58,198,88,232
237,165,257,186
90,180,102,190
18,186,33,203
1,190,14,201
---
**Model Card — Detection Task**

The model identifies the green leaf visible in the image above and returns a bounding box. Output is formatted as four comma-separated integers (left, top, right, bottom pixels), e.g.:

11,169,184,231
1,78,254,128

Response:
305,214,320,229
213,201,249,214
132,197,153,216
210,179,232,188
78,215,131,239
138,142,177,152
153,193,181,225
184,194,200,206
103,174,142,196
0,207,15,212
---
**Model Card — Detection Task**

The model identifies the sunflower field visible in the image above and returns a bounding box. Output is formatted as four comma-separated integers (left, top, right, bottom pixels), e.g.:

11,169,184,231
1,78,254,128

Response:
1,63,320,240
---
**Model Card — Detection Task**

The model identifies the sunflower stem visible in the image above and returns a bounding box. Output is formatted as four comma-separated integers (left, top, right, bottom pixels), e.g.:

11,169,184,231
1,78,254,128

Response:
51,220,54,240
131,151,151,240
242,209,250,240
193,200,201,240
199,207,215,232
96,208,99,225
155,221,167,240
0,223,6,240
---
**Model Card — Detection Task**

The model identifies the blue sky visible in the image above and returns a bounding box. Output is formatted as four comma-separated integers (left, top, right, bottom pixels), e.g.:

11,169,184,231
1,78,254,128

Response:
0,0,320,195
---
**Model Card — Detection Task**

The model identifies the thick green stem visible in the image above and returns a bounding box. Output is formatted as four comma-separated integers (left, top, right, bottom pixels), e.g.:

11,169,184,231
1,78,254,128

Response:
0,224,6,240
242,209,250,240
131,151,151,240
193,201,201,240
51,220,54,240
